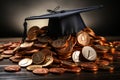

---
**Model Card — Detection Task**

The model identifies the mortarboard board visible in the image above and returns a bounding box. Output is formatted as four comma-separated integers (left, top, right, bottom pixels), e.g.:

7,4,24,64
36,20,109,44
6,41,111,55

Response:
22,5,103,42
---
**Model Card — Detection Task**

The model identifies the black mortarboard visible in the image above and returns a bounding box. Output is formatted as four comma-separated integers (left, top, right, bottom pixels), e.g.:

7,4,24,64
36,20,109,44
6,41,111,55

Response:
23,5,103,42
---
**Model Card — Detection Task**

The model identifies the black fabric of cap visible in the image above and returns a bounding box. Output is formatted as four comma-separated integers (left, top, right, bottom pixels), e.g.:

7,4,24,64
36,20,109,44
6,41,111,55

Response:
24,5,103,37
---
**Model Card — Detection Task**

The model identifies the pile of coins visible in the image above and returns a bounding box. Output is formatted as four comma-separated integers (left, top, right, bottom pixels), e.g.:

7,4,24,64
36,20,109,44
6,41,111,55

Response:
0,26,120,74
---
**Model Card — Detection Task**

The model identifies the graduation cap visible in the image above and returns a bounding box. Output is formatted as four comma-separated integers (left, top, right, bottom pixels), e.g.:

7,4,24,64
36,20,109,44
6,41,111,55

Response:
22,5,103,42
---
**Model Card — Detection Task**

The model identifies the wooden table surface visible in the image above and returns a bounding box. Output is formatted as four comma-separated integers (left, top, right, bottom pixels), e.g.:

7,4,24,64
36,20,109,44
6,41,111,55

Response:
0,37,120,80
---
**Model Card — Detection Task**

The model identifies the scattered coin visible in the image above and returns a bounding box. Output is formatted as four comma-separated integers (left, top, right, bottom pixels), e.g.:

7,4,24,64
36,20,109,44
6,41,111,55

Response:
80,62,98,72
1,54,13,59
0,55,4,60
26,65,42,71
42,56,53,67
84,27,96,37
3,50,14,55
66,67,81,73
20,42,34,48
9,56,22,63
61,60,78,68
49,68,66,74
0,49,4,53
95,60,110,66
18,58,33,67
51,39,67,48
33,68,49,75
99,65,114,71
4,65,21,72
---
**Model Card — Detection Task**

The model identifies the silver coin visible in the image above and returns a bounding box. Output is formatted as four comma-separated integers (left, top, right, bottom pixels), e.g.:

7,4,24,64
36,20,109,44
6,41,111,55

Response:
72,50,81,62
18,58,33,67
82,46,97,61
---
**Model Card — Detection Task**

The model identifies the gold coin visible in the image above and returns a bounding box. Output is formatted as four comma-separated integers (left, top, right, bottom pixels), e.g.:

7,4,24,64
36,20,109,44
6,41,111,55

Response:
20,42,34,48
26,65,42,71
32,51,45,64
42,56,53,67
0,49,4,53
0,55,4,60
84,27,96,37
94,45,110,51
1,54,13,59
27,26,40,40
51,39,67,48
77,31,90,46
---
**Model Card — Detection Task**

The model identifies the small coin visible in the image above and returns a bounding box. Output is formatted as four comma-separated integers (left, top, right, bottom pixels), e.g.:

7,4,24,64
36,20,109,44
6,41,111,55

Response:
0,55,4,60
1,54,13,58
72,50,81,62
0,44,4,49
18,58,33,67
37,35,51,43
80,62,98,72
57,37,76,55
66,67,81,73
32,51,45,64
20,42,34,48
82,46,97,61
77,31,91,46
3,50,14,55
42,56,53,67
94,45,110,51
99,65,114,71
49,68,66,74
27,26,40,40
95,60,110,66
0,49,4,53
84,27,96,37
4,65,21,72
61,60,78,68
3,42,12,47
96,36,106,42
26,65,42,71
25,49,39,54
33,68,49,75
9,56,22,63
33,43,48,48
51,39,67,48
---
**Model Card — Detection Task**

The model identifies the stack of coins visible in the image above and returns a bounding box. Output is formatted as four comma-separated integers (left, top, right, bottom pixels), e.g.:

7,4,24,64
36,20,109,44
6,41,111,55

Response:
1,26,120,74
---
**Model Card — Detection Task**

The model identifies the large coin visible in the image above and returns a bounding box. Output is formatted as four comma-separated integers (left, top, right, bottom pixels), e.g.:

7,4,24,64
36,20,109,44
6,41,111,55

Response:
18,58,33,67
77,31,91,46
82,46,97,61
27,26,40,40
32,51,45,64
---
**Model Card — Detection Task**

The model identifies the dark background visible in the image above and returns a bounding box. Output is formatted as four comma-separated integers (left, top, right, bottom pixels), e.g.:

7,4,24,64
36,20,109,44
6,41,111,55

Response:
0,0,119,37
